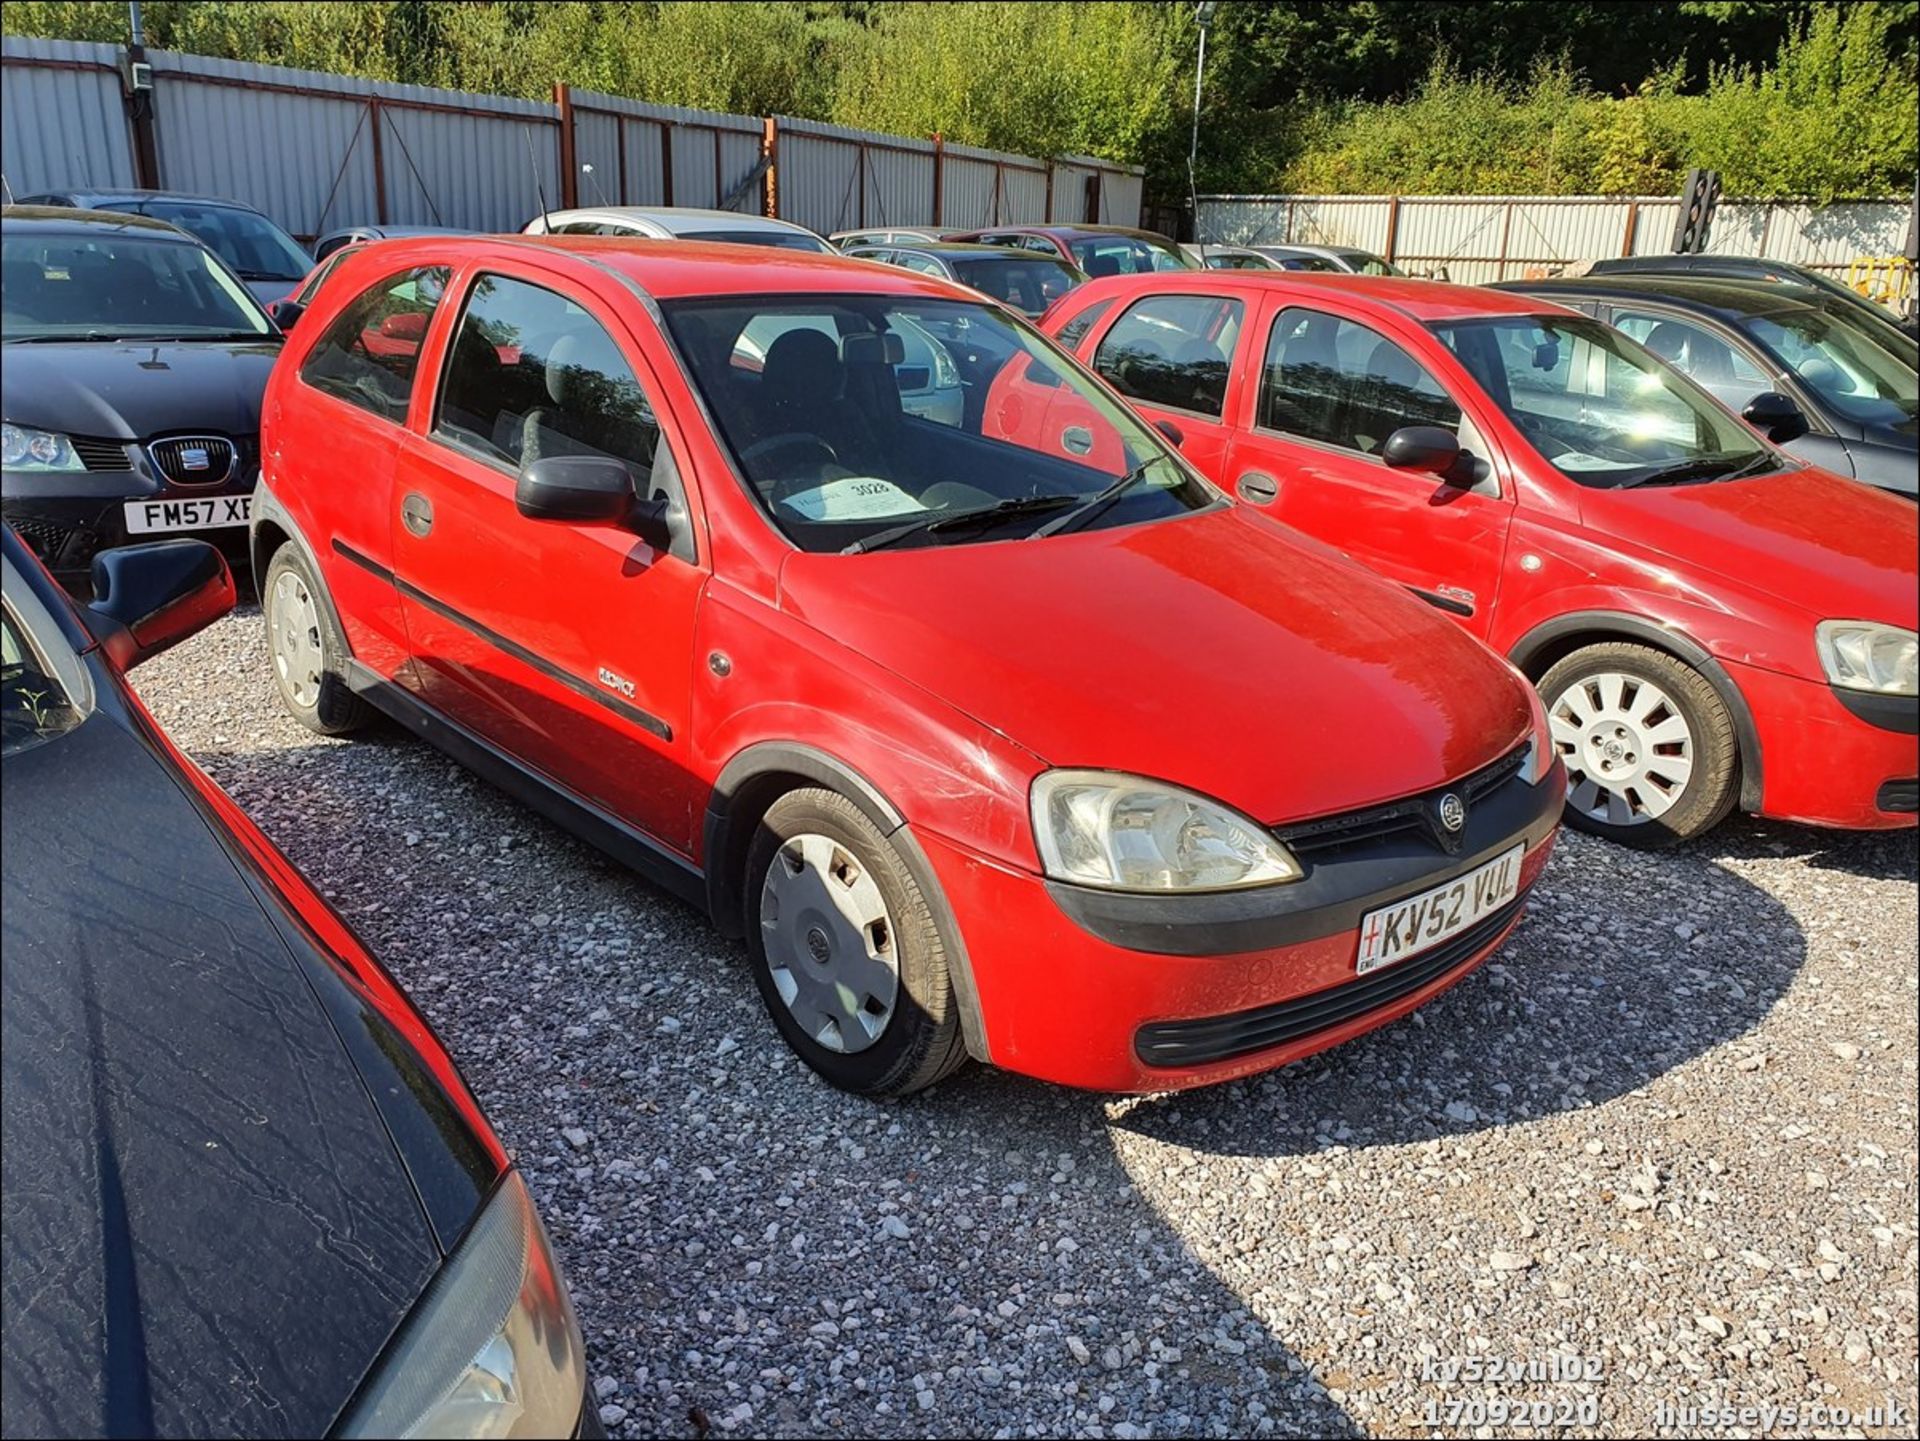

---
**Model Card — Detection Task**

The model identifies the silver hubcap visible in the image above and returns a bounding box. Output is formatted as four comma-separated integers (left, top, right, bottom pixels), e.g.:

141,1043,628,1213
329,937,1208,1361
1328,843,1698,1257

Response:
759,833,899,1055
1549,670,1695,827
268,571,324,710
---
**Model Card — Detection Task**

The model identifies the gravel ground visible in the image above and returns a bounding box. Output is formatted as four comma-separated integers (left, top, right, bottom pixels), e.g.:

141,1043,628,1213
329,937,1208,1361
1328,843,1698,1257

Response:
135,609,1918,1440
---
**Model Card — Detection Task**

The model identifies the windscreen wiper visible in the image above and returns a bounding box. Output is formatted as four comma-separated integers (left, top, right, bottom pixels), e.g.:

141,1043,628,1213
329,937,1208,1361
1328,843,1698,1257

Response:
843,493,1078,554
1028,458,1159,539
1618,452,1773,489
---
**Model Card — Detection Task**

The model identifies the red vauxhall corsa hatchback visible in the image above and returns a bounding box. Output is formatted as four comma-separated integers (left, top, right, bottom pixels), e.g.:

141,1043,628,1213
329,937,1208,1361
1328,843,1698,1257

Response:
1044,272,1919,847
255,236,1564,1097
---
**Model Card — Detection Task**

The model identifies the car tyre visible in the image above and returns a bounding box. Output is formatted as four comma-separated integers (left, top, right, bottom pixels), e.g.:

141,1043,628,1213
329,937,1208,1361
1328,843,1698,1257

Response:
745,787,969,1096
1538,641,1738,849
263,542,372,736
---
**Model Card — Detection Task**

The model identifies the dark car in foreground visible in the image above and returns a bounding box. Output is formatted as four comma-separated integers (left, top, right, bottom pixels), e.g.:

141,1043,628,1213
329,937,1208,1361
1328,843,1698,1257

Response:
1502,274,1918,499
844,241,1086,317
17,187,313,306
0,526,594,1438
2,206,280,588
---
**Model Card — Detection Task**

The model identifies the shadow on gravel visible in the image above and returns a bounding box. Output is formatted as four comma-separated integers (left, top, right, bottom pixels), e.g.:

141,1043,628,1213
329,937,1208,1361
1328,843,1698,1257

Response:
193,736,1363,1438
1696,813,1918,882
1103,829,1809,1162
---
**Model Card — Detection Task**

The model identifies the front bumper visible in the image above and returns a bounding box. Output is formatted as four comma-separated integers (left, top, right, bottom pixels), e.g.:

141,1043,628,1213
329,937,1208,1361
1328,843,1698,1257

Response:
3,466,255,586
918,760,1563,1092
1729,658,1920,830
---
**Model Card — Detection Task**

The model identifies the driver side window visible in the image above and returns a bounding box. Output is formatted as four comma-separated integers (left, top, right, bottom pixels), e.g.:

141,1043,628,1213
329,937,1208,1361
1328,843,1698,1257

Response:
1259,307,1461,455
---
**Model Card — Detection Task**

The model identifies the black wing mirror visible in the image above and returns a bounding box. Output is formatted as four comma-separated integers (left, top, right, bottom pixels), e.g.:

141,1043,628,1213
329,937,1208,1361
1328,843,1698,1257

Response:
266,298,305,331
1382,425,1468,482
87,540,236,670
515,455,672,549
1154,418,1186,449
1742,390,1808,445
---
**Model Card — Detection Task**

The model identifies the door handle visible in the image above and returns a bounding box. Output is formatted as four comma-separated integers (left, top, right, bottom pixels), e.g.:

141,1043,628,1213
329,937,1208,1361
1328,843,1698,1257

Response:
1236,470,1279,505
401,492,434,537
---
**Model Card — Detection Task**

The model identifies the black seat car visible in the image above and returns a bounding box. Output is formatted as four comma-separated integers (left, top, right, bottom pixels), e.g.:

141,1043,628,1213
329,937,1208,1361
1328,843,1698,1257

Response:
17,187,313,306
1,525,598,1439
1499,273,1918,499
2,206,282,588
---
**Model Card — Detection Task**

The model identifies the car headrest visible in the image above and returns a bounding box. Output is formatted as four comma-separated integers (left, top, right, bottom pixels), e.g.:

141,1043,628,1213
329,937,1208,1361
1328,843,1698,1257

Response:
1642,322,1691,364
1364,338,1422,391
842,331,906,366
546,327,628,408
1084,254,1120,278
762,328,841,406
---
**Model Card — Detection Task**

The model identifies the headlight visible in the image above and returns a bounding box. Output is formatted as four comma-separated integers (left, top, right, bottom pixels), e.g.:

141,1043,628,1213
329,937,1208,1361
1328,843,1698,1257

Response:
1816,620,1918,696
337,1171,586,1439
2,423,84,472
1517,683,1555,784
931,340,960,388
1031,770,1302,891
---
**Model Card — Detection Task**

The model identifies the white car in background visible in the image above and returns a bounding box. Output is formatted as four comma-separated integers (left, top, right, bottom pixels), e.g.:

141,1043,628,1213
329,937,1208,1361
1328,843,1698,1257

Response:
522,206,833,253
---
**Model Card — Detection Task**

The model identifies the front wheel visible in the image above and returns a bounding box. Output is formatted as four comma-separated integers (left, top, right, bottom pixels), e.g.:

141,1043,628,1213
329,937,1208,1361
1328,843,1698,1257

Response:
263,543,371,736
1538,642,1738,849
744,788,969,1097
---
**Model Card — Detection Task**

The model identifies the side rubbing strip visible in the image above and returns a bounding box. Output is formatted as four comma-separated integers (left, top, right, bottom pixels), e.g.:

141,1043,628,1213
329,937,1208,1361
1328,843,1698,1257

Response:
331,539,673,742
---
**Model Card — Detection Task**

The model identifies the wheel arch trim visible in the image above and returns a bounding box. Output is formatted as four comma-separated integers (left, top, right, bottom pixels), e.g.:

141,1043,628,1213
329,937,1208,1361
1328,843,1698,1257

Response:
1507,610,1764,813
704,742,990,1063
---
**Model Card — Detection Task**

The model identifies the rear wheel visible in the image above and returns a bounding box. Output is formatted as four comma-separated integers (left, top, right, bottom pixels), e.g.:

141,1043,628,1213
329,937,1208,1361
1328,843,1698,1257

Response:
1538,642,1738,848
263,543,371,736
744,788,969,1097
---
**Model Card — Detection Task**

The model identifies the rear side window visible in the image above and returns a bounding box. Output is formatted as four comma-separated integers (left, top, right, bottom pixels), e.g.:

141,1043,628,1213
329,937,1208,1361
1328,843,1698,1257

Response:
1093,294,1243,418
433,272,662,491
1260,306,1460,454
1054,298,1112,352
298,266,450,424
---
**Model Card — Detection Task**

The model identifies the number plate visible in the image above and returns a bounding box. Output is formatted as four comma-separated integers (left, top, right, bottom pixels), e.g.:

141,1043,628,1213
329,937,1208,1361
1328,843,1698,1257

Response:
1355,844,1523,975
124,494,252,534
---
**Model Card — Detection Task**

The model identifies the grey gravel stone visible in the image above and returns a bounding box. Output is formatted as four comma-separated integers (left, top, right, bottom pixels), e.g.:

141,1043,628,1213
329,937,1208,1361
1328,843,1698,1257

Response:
134,612,1920,1440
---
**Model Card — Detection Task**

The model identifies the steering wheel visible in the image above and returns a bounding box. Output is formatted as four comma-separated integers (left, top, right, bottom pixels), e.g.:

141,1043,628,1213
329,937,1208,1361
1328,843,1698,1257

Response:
742,433,843,503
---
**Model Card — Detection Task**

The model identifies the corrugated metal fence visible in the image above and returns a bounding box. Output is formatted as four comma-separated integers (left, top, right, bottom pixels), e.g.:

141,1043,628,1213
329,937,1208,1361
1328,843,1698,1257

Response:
1198,193,1910,284
1,37,1146,240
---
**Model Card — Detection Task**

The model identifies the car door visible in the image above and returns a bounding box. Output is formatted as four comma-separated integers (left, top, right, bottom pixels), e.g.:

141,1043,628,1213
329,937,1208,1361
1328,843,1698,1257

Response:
275,263,453,675
389,261,708,854
1221,296,1515,637
1084,290,1248,481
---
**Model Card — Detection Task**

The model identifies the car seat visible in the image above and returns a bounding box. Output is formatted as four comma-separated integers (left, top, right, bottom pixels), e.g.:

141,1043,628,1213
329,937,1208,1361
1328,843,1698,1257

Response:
757,328,883,472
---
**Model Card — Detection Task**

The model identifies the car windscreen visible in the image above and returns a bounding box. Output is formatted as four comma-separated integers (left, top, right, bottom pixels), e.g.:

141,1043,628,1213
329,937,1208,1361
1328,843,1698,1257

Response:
680,230,832,253
2,601,87,758
1345,253,1404,276
1068,234,1196,276
949,256,1083,316
1432,313,1779,489
140,201,312,282
1743,304,1918,433
660,293,1213,553
1,231,274,342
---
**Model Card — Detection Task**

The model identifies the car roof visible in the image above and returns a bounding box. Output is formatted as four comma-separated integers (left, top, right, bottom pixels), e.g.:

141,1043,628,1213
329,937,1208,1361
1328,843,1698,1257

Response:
536,206,818,237
877,242,1069,259
347,233,979,302
970,224,1171,242
1,203,197,239
1064,268,1565,323
1506,274,1833,321
322,225,473,239
35,187,271,213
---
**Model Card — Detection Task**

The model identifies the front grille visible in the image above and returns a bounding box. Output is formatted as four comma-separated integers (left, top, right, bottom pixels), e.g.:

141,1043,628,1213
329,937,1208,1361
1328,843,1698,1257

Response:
8,515,101,570
148,434,238,487
1135,891,1529,1067
71,436,133,471
1878,779,1918,814
1277,744,1529,857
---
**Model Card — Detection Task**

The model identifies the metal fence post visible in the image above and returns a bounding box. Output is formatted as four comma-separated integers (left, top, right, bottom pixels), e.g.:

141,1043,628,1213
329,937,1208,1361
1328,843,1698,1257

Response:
1384,194,1402,267
123,44,161,188
554,82,577,209
762,116,779,217
931,132,944,226
369,95,388,225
